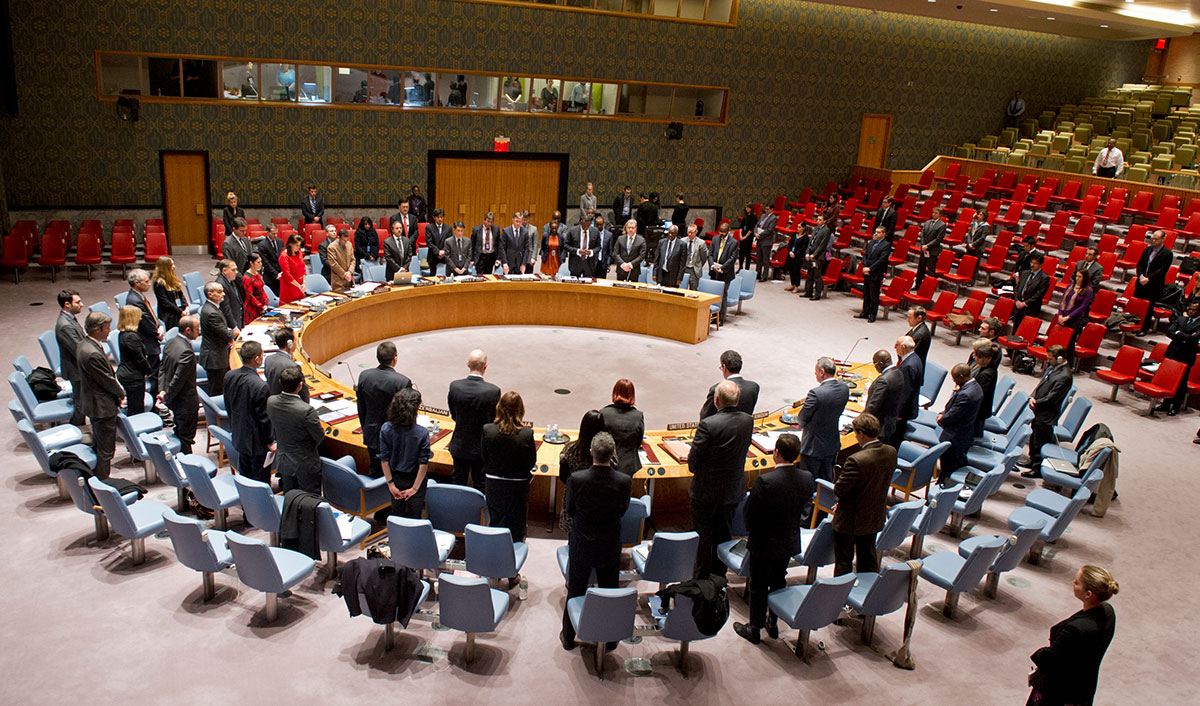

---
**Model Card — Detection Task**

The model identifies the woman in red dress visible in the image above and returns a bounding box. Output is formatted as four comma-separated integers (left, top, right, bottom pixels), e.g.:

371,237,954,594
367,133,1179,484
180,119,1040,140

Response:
242,253,269,324
278,233,307,304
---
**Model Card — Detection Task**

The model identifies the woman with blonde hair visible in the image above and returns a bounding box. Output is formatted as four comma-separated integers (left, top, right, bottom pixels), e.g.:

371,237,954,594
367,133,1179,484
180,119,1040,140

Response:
151,256,186,332
1027,565,1119,706
481,391,538,555
116,304,152,415
221,191,245,234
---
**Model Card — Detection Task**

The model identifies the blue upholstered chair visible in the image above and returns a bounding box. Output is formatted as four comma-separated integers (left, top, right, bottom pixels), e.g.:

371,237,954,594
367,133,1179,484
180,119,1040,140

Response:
436,573,510,664
917,534,1006,617
388,516,454,581
207,425,239,470
180,455,241,530
1053,396,1092,443
984,390,1029,435
425,481,487,536
142,433,215,512
792,518,837,583
161,508,234,601
566,586,638,676
9,371,73,425
648,594,715,676
947,463,1009,536
315,501,372,575
464,524,528,585
322,455,390,521
958,520,1047,598
225,530,316,622
116,412,178,482
767,573,857,659
1007,487,1095,565
907,483,963,557
891,441,949,500
633,531,698,589
876,500,924,555
845,562,919,646
37,329,62,376
16,419,93,497
234,475,284,545
1036,447,1112,500
304,273,331,294
88,476,171,565
918,360,948,409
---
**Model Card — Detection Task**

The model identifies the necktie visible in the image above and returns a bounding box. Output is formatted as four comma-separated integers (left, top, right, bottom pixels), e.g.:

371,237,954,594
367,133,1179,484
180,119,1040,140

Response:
458,237,465,255
666,240,673,266
485,229,491,252
581,230,588,251
717,236,725,260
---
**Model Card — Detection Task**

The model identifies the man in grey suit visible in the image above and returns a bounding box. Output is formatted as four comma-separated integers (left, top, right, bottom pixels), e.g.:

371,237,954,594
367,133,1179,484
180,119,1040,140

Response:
682,224,709,291
77,312,124,479
383,219,414,281
612,219,646,282
654,224,687,288
521,212,540,268
263,328,308,398
688,379,754,578
499,212,533,275
700,349,759,418
914,206,946,290
158,315,199,454
445,222,473,276
709,222,739,324
127,268,163,397
564,215,599,278
223,341,274,483
471,212,500,274
424,209,451,276
753,208,778,282
267,366,325,494
357,341,413,477
804,215,832,301
795,356,850,483
55,289,87,425
223,218,254,277
199,282,238,395
216,259,244,329
862,349,904,444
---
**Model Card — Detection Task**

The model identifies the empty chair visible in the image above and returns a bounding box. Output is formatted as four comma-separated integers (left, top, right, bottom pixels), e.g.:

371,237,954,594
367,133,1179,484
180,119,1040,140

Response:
766,573,857,659
917,535,1007,617
633,531,699,589
1053,397,1092,444
304,273,331,295
115,413,179,482
437,572,511,664
947,462,1010,535
876,500,924,554
225,530,316,622
37,329,62,375
907,483,963,557
197,388,228,455
59,466,130,541
648,594,715,676
792,517,837,583
956,521,1047,598
87,477,171,565
161,508,234,601
208,425,239,470
464,523,528,586
565,586,638,676
180,455,241,530
234,475,284,545
1094,346,1144,401
967,424,1032,470
621,494,652,546
142,434,215,511
322,455,391,520
9,371,73,425
425,481,487,535
387,516,454,580
845,562,919,646
919,361,948,408
1038,447,1112,500
891,441,950,500
984,390,1030,435
315,501,372,575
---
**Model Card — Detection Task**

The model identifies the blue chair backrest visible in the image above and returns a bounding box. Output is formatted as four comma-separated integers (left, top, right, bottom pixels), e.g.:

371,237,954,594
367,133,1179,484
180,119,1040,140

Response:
909,442,950,487
197,388,227,418
234,475,282,534
437,573,501,633
315,502,348,552
1000,449,1024,475
106,330,121,364
914,483,963,536
1003,425,1034,456
426,483,486,534
679,273,690,289
951,535,1007,590
60,467,101,517
1057,397,1092,440
363,263,386,283
798,519,836,567
959,466,1006,515
305,274,331,294
642,531,699,583
208,426,239,468
9,371,39,418
320,455,368,511
995,390,1030,430
576,587,638,643
660,595,708,642
1043,486,1094,542
992,375,1016,414
12,355,33,375
620,496,651,546
388,516,441,570
729,492,749,538
857,563,917,617
264,284,279,307
180,456,221,508
182,272,204,306
113,291,129,309
162,509,227,573
638,268,651,284
37,330,60,372
307,253,320,274
789,573,857,629
739,269,757,297
877,500,923,552
696,278,724,299
114,413,145,458
87,477,137,538
142,434,186,488
556,261,570,278
88,301,112,319
921,361,948,403
990,522,1047,574
465,524,519,579
16,419,54,473
225,531,284,592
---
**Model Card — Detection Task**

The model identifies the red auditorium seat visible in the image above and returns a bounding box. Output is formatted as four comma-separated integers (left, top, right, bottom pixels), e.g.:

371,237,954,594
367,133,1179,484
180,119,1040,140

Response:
1088,289,1117,323
999,316,1042,357
987,296,1015,329
1125,190,1153,219
1118,298,1149,345
934,162,961,186
1133,359,1187,415
1116,241,1145,279
924,291,957,334
1177,213,1200,244
916,170,934,191
903,277,939,309
978,243,1008,276
1071,323,1107,371
144,231,169,264
1027,324,1073,366
74,231,103,280
37,231,66,281
1094,346,1144,401
878,273,915,319
950,295,986,344
943,255,978,293
1,233,28,283
1049,180,1081,208
110,230,137,277
1151,207,1180,231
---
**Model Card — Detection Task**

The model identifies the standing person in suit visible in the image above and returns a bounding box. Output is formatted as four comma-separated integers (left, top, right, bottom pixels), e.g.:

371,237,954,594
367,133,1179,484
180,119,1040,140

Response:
593,214,614,279
1074,246,1104,290
906,307,932,365
300,185,324,225
804,214,832,300
1027,565,1119,706
447,349,502,488
77,312,123,479
700,349,759,418
871,195,898,243
151,257,187,333
264,328,308,401
753,207,778,281
1158,300,1200,415
317,224,337,281
199,283,238,395
863,349,904,444
682,223,709,291
611,185,634,226
115,305,152,416
357,342,413,477
936,364,983,485
564,214,599,278
499,212,533,275
157,315,200,454
379,387,432,519
961,209,991,262
482,391,538,549
709,222,739,323
216,259,244,331
223,219,254,279
560,432,631,651
327,228,356,292
612,219,646,282
832,413,896,575
126,268,163,398
1011,252,1051,364
732,433,812,644
256,225,283,295
267,366,325,494
388,198,418,241
857,226,893,322
688,380,754,578
1135,229,1173,335
278,234,307,304
737,203,759,272
352,216,379,276
471,212,500,275
795,357,850,483
445,222,473,276
915,207,946,290
382,219,413,281
1021,345,1073,479
784,223,809,293
970,342,1000,437
599,379,644,477
636,193,660,235
223,341,274,483
654,224,687,288
671,193,689,229
579,182,597,215
890,336,923,449
55,289,87,426
424,209,451,276
407,185,428,223
520,212,540,270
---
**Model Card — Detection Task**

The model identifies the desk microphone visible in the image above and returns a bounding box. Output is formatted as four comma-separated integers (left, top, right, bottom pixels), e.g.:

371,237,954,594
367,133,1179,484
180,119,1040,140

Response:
338,361,358,392
843,336,869,363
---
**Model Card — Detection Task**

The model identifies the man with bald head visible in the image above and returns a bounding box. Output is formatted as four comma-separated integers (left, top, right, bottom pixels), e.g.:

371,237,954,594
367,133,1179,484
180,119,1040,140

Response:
889,335,923,449
795,357,849,484
688,379,754,578
447,349,502,488
862,349,904,444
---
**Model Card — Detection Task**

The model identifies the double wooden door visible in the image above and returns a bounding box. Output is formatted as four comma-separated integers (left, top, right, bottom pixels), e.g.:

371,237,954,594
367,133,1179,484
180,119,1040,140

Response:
432,155,563,227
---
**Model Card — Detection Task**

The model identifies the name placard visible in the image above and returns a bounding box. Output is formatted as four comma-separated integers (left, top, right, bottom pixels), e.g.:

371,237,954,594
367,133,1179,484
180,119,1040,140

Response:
419,404,450,416
666,421,698,431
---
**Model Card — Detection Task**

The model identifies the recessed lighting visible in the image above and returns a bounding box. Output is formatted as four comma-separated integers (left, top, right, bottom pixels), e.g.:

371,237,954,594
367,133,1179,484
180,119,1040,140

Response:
1100,24,1108,28
989,8,998,11
1047,16,1055,20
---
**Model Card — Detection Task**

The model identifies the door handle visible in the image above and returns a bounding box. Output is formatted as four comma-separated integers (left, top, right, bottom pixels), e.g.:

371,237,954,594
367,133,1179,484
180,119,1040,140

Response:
195,204,205,215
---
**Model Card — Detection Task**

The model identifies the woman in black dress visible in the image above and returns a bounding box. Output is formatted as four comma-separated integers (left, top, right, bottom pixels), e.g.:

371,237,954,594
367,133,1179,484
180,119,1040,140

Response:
482,391,538,543
221,191,245,234
116,305,151,415
352,216,378,274
1027,565,1118,706
599,378,644,477
379,388,432,519
738,203,758,271
151,256,186,332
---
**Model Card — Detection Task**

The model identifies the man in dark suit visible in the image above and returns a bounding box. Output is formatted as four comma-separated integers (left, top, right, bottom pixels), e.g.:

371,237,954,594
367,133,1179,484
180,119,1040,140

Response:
796,357,850,483
127,269,163,397
267,366,325,494
688,380,754,578
753,208,778,282
936,364,983,485
611,185,634,226
960,210,991,263
388,199,418,241
471,212,500,275
612,218,646,282
216,259,244,329
55,289,86,425
1074,246,1104,290
700,349,759,418
709,222,739,323
564,215,600,278
593,215,614,279
1161,300,1200,415
863,349,904,444
1135,229,1173,334
559,432,632,651
871,195,898,243
499,212,533,275
223,341,274,483
890,336,923,449
257,225,283,294
635,193,659,235
263,328,308,400
383,218,413,280
906,306,932,365
447,349,502,488
1022,345,1073,478
445,222,473,276
199,282,238,395
654,225,688,288
857,226,893,322
158,315,199,455
804,214,832,300
77,312,124,479
1011,251,1050,338
732,433,811,644
357,341,413,477
831,413,896,576
971,341,1000,437
915,206,946,289
424,209,451,276
222,219,254,279
300,185,324,225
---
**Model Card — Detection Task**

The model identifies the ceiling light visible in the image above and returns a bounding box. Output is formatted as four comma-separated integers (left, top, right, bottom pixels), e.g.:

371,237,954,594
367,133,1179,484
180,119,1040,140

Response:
1100,24,1108,28
990,8,998,11
1047,17,1055,20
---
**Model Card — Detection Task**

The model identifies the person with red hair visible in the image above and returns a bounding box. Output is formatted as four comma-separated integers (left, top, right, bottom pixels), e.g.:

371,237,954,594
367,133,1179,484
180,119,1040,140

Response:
599,378,644,476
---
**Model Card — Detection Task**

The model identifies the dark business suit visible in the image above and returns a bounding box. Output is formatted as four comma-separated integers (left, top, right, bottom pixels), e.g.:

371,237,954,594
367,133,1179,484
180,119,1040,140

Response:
612,195,634,225
699,375,759,419
595,226,614,279
445,235,473,275
744,463,811,629
804,224,832,299
871,206,897,242
499,225,532,274
860,238,892,321
383,235,413,280
963,221,990,259
937,379,983,484
863,366,904,443
158,335,198,454
198,301,236,395
471,224,500,274
753,210,778,280
688,407,754,578
263,350,309,401
1074,259,1103,290
908,321,932,367
447,374,502,488
217,274,244,330
564,225,600,278
353,227,379,274
1029,603,1116,706
357,365,412,477
424,222,451,275
318,236,334,280
972,360,999,437
1011,268,1050,334
267,392,325,494
1028,363,1072,468
256,236,283,294
612,233,646,282
832,439,896,575
561,464,632,644
388,212,418,241
126,288,161,396
890,352,924,449
300,195,325,225
77,336,123,479
654,236,688,288
635,199,659,235
1134,244,1172,333
915,217,946,288
223,236,253,278
797,378,850,483
223,364,274,483
599,403,645,476
55,309,86,425
709,233,739,322
1164,313,1200,411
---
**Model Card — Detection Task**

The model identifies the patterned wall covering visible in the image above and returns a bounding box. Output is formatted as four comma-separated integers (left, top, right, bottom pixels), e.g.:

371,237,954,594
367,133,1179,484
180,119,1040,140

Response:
0,0,1149,213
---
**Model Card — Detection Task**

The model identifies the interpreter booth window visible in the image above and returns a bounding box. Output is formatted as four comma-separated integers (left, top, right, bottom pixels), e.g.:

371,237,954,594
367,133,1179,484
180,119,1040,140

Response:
333,66,370,104
403,71,437,107
221,61,258,100
672,87,724,121
439,73,470,108
652,0,679,18
618,83,672,117
469,75,500,110
564,81,590,113
261,63,297,101
530,78,561,112
590,83,618,116
625,0,653,15
99,54,142,96
705,0,734,22
678,0,705,20
180,59,219,98
297,65,333,103
146,57,182,97
501,77,529,112
595,0,624,10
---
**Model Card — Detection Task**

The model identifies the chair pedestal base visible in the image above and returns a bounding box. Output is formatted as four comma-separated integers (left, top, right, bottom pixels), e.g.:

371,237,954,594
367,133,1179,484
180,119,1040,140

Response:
326,551,339,578
131,537,147,565
793,629,811,660
265,592,279,622
594,641,607,676
464,632,477,663
1109,385,1120,402
383,622,396,651
676,640,690,677
909,534,926,559
984,571,1000,599
214,508,228,531
202,571,216,601
175,487,188,513
1027,542,1044,566
57,475,69,501
942,590,960,618
142,460,154,486
94,514,110,542
860,615,877,645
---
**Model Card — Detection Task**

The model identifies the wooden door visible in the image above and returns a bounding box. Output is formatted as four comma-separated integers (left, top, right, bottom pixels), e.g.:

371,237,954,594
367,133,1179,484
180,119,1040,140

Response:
160,151,210,251
857,114,892,169
434,157,561,227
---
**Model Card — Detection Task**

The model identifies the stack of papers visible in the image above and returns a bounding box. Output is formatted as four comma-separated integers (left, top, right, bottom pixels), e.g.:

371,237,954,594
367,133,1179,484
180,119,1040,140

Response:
298,295,338,307
751,429,790,452
349,282,385,294
312,398,356,423
838,410,861,428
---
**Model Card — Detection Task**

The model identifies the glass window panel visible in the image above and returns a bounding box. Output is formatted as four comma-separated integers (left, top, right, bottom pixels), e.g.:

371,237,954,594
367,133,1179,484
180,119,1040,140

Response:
706,0,733,22
625,0,653,15
297,64,333,103
530,78,561,112
334,66,369,104
652,0,679,18
500,77,529,112
566,0,593,7
679,0,705,20
671,87,702,119
181,59,219,98
468,75,499,109
564,81,590,113
261,63,296,101
402,71,436,107
220,61,258,100
596,0,622,10
590,82,618,116
376,70,405,105
146,57,181,97
694,88,725,121
619,83,672,116
99,54,141,96
439,72,470,108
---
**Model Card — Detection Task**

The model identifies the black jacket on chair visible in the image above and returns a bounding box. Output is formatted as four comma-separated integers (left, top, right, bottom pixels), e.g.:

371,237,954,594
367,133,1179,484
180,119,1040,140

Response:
334,558,425,627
